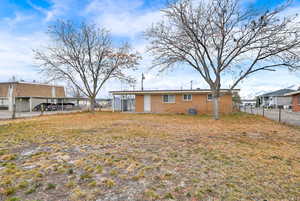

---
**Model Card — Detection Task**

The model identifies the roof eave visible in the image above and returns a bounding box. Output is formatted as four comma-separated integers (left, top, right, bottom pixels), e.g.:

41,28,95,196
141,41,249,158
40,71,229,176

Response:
0,82,65,88
110,89,240,95
285,91,300,96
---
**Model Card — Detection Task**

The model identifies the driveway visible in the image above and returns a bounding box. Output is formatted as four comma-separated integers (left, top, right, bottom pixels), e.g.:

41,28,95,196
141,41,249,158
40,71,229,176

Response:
0,110,83,120
242,107,300,126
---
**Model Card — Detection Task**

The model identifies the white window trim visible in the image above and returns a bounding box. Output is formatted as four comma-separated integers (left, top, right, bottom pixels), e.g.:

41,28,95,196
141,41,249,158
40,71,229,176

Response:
162,95,176,103
182,94,192,101
207,94,213,101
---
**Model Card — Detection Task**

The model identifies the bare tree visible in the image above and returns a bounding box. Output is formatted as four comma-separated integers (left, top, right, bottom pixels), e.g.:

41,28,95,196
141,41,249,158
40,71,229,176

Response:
145,0,300,119
67,81,85,98
9,76,20,82
35,20,140,111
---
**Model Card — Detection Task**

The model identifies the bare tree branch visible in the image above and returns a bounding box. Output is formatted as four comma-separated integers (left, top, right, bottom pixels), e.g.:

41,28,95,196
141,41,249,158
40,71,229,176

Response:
145,0,300,119
34,20,140,111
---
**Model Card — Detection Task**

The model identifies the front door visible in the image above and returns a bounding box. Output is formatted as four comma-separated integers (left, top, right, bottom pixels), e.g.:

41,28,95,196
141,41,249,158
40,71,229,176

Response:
144,95,151,112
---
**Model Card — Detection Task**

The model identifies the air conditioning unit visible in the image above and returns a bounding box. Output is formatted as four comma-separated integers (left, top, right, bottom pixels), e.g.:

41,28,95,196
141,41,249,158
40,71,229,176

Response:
188,108,197,115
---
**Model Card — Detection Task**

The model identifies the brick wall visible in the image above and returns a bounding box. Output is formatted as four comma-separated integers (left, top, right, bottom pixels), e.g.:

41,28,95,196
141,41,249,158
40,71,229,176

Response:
0,83,10,97
292,94,300,112
135,93,233,114
15,83,65,97
0,83,65,98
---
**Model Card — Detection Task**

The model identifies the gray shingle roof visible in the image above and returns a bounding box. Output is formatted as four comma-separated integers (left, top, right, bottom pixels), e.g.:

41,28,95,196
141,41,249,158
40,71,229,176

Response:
258,89,296,97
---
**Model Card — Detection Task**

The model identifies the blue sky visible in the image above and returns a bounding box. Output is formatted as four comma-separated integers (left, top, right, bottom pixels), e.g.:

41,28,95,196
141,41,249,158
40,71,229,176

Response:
0,0,299,98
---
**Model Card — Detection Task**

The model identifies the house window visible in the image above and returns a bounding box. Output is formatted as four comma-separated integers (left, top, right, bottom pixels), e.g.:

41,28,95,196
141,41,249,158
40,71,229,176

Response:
207,94,213,101
162,95,175,103
183,94,192,101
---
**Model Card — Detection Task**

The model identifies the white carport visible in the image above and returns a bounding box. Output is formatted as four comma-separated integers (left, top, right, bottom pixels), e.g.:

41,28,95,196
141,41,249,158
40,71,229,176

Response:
14,96,90,112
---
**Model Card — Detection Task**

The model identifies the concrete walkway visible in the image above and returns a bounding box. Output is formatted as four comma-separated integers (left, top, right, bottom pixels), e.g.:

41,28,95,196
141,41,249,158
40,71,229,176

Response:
0,110,84,120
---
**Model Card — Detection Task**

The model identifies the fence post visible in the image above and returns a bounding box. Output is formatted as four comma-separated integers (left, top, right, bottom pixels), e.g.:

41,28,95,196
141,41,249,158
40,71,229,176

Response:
279,108,281,123
251,105,253,114
262,107,265,117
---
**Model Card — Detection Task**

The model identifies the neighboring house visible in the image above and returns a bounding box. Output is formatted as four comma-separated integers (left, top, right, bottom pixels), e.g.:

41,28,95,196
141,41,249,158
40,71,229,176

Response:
96,98,112,108
285,90,300,112
241,99,256,107
110,89,239,114
256,89,295,108
0,82,88,112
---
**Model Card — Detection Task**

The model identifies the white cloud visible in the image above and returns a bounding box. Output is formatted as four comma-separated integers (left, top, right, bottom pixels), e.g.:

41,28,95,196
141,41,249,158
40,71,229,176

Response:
84,0,162,38
0,29,48,82
100,11,161,37
27,0,74,22
3,12,34,28
85,0,143,13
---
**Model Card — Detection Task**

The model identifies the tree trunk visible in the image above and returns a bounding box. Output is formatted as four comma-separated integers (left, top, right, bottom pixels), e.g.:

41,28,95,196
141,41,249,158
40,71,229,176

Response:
212,90,220,120
12,103,16,119
90,97,95,112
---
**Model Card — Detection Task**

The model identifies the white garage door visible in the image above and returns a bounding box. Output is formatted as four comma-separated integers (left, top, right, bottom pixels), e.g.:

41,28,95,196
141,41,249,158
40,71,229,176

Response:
144,95,151,112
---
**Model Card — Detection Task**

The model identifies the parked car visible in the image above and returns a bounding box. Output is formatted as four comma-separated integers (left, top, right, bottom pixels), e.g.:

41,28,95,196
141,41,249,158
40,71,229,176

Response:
33,103,52,111
56,103,75,110
244,103,256,107
33,103,75,111
47,104,58,111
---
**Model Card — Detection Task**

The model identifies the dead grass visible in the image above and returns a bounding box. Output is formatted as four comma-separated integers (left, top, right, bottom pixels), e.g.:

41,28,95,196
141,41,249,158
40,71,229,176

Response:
0,112,299,201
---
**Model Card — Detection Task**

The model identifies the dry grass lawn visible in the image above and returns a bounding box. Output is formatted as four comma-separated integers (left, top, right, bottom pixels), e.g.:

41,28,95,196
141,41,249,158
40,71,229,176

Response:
0,112,299,201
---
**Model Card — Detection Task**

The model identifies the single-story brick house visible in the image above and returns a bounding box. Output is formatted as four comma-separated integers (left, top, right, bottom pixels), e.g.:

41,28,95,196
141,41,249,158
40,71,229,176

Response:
110,89,239,114
285,90,300,112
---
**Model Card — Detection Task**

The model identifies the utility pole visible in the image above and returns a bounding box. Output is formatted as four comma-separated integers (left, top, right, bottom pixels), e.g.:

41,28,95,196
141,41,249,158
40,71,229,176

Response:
141,73,145,91
190,80,193,90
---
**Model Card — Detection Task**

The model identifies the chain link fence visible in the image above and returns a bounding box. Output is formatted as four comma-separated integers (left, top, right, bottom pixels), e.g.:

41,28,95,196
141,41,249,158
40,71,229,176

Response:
241,106,300,126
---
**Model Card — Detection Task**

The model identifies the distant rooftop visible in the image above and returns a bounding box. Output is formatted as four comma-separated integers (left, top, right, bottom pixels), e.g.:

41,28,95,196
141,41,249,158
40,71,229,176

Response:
258,89,296,97
0,81,64,88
